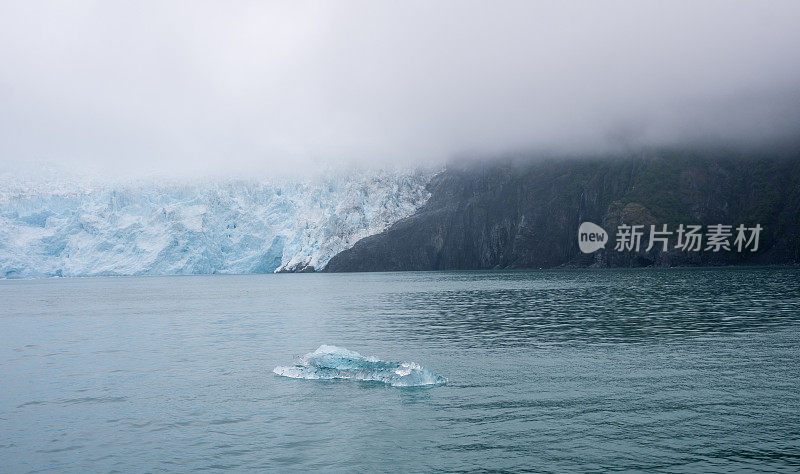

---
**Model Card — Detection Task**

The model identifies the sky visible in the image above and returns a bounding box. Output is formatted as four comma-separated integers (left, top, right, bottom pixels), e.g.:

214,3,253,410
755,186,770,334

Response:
1,1,800,177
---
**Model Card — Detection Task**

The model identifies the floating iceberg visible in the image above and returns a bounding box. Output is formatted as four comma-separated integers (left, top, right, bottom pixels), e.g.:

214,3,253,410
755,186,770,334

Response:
273,345,446,387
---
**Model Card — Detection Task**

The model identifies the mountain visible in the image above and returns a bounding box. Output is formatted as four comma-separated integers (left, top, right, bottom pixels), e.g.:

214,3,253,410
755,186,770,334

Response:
324,148,800,271
0,168,432,278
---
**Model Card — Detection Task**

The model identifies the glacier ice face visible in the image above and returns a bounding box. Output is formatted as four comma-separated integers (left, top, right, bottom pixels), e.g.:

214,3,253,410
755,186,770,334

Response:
0,167,433,278
273,345,447,387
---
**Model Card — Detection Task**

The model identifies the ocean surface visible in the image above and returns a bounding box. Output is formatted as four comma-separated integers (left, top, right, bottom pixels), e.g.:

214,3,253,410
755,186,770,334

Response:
1,267,798,472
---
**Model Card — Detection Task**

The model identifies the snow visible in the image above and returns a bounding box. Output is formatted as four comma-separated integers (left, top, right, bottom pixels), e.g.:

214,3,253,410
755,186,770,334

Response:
0,167,433,278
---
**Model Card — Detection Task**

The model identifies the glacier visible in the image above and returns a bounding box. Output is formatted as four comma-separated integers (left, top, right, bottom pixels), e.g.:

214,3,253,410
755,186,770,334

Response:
0,166,433,278
273,345,447,387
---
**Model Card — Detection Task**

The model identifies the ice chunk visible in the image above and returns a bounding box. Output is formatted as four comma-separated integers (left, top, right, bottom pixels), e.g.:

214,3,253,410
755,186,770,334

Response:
273,345,446,387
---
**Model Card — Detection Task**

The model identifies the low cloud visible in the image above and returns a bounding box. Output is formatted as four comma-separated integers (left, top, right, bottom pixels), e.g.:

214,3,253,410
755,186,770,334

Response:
1,1,799,177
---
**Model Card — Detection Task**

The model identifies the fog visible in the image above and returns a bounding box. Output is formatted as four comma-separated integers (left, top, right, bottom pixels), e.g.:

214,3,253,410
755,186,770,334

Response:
1,1,800,177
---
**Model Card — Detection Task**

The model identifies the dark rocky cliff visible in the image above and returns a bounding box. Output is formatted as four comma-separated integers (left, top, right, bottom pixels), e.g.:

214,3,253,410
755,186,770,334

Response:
324,149,800,271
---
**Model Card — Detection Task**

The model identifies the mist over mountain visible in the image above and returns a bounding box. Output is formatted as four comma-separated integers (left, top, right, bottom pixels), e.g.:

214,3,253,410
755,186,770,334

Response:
2,2,800,275
326,147,800,271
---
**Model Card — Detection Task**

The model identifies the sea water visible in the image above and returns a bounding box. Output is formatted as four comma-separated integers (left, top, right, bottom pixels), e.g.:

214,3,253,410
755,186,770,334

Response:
1,267,798,472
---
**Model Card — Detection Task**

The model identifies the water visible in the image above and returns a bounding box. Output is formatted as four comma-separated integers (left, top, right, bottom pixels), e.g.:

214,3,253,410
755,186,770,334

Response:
1,267,798,472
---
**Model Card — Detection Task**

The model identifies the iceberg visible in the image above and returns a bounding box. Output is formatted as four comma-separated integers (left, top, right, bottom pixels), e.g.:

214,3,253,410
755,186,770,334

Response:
273,345,447,387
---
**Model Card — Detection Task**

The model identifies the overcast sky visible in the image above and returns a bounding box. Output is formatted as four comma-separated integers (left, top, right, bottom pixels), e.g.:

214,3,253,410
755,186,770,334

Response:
1,1,800,177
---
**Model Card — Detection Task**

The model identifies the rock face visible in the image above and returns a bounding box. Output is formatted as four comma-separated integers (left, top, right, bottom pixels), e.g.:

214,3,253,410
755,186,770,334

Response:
324,149,800,271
